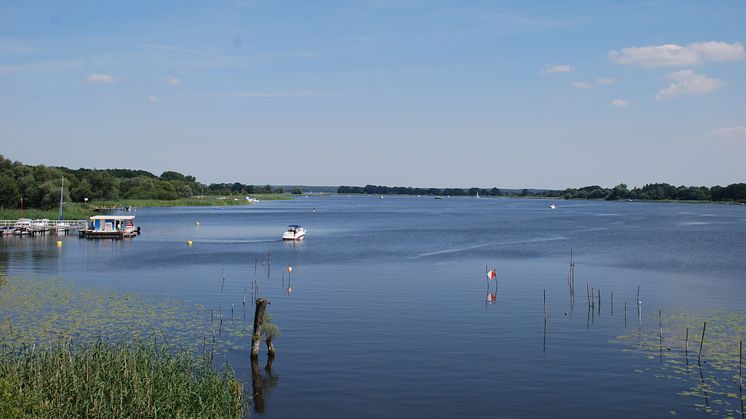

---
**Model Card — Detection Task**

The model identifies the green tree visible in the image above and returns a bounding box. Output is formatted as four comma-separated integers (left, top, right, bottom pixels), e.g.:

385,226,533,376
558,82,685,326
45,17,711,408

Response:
0,175,20,208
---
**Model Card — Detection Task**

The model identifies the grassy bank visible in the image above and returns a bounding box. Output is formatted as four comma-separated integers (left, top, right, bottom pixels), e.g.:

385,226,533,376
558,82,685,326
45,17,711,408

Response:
0,203,92,220
0,339,244,418
0,194,293,219
90,194,292,208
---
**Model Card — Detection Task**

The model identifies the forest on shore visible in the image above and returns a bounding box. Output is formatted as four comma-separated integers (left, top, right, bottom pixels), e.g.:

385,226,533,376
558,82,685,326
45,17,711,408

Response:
338,182,746,202
0,155,287,209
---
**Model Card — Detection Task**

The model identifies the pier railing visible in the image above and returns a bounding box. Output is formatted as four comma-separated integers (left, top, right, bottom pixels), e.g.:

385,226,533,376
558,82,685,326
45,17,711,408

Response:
0,219,88,229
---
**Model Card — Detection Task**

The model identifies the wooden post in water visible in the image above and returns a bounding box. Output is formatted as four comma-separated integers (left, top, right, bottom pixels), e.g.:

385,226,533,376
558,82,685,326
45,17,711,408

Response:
586,284,591,308
698,321,707,363
251,298,269,359
659,310,663,362
636,286,641,325
543,289,547,321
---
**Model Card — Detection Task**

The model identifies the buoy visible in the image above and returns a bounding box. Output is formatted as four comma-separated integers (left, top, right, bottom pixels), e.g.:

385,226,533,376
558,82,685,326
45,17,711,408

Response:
287,265,293,273
487,269,497,280
56,240,63,247
195,221,200,226
187,240,193,246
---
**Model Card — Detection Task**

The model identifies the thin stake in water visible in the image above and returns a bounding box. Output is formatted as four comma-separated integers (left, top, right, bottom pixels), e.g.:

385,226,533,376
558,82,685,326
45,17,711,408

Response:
698,321,707,363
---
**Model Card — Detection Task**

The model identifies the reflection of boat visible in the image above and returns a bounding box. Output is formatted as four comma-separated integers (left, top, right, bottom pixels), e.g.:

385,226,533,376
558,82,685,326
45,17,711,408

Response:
282,225,306,241
79,215,139,239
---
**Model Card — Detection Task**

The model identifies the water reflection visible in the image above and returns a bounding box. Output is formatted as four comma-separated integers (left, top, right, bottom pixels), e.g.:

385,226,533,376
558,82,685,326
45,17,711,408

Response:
251,356,279,415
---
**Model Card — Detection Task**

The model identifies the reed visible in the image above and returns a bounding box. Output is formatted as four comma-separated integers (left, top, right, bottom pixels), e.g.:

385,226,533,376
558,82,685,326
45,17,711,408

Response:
0,339,245,418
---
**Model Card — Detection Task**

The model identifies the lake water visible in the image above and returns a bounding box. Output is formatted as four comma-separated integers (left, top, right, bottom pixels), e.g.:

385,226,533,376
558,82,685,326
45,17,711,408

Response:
2,196,745,418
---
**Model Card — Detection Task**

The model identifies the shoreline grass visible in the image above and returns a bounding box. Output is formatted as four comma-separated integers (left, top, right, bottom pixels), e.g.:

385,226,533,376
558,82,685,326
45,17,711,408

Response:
0,194,293,219
0,339,245,418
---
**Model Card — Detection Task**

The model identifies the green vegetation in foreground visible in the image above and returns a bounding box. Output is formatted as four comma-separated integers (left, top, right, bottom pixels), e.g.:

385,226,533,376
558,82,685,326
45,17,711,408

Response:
0,275,259,417
0,339,244,418
612,308,746,418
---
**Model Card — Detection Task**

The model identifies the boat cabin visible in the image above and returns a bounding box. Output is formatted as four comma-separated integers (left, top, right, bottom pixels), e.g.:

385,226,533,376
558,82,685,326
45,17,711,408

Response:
80,215,139,239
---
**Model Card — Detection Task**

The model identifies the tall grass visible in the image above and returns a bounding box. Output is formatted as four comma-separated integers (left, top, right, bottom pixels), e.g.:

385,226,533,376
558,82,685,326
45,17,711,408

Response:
0,203,92,220
0,339,245,418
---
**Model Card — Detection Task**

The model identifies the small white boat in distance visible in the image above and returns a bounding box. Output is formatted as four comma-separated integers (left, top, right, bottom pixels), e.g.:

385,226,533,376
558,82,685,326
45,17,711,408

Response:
549,204,557,210
282,225,306,240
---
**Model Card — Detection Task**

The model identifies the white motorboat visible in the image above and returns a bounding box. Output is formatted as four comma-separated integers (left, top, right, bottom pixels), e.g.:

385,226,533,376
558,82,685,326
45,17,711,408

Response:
14,218,32,235
32,219,50,233
282,225,306,240
549,204,556,210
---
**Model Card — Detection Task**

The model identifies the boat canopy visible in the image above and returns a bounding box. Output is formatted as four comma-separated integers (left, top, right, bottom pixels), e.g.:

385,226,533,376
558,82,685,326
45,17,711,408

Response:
287,224,301,228
89,215,135,221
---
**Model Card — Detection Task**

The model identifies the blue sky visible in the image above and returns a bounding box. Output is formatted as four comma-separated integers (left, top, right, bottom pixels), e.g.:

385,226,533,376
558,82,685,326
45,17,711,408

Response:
1,0,745,188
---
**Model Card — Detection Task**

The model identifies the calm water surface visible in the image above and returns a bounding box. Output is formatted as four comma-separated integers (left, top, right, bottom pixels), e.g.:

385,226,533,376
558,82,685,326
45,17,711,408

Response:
2,196,745,418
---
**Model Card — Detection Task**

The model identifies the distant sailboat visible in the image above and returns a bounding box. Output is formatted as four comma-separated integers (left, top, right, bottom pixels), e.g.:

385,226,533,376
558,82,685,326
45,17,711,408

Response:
57,177,70,234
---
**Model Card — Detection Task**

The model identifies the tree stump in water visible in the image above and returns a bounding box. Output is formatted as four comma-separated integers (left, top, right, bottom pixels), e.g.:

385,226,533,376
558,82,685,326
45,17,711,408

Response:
251,298,268,359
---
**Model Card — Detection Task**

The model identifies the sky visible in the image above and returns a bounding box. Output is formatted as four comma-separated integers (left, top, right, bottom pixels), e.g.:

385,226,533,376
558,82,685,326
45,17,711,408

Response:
1,0,745,189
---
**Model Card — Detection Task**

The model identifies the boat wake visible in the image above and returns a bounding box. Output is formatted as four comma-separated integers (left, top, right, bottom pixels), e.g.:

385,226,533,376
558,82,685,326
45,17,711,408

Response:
411,236,568,258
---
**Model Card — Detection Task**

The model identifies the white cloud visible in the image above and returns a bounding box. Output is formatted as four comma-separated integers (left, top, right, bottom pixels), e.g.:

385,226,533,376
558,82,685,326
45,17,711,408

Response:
610,99,629,107
596,77,616,85
655,70,723,100
710,126,746,140
571,81,592,89
86,73,115,83
609,41,745,67
148,96,157,102
541,64,574,74
167,77,182,85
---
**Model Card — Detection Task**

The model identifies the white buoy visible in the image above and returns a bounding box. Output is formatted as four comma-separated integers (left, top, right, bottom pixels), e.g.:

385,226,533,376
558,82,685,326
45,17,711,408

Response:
195,221,200,226
187,240,193,246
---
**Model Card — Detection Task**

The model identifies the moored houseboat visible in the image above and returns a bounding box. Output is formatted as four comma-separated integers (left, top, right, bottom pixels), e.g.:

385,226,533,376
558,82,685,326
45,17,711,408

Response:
79,215,140,239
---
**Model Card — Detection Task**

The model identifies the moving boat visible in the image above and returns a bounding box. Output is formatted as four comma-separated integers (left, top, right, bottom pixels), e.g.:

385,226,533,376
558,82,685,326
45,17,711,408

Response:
282,225,306,241
79,215,139,239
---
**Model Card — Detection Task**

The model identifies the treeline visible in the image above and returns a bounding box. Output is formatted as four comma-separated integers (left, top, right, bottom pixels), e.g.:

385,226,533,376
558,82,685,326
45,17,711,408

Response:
0,155,281,209
338,182,746,202
548,183,746,202
338,185,502,196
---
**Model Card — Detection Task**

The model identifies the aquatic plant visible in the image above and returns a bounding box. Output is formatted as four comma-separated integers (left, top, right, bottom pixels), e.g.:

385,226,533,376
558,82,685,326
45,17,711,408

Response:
0,275,252,356
0,338,245,418
612,308,746,418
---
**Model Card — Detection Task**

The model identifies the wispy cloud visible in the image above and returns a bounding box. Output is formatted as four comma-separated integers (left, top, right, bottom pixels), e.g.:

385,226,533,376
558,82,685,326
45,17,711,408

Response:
571,81,592,89
204,90,330,99
655,70,722,100
148,95,157,102
609,41,745,67
541,64,574,74
596,77,616,85
86,73,115,83
610,99,629,107
710,126,746,140
167,77,182,85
